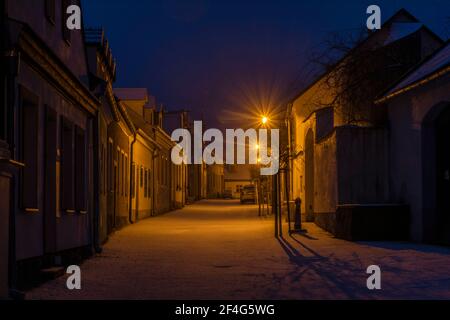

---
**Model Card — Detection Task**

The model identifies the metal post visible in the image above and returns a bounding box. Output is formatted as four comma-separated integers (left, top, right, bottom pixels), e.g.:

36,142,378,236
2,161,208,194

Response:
295,197,302,231
257,180,261,216
273,173,278,237
278,173,282,237
284,169,291,234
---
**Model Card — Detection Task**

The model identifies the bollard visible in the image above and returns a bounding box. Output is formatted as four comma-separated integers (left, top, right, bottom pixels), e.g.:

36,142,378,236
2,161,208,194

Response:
294,197,302,230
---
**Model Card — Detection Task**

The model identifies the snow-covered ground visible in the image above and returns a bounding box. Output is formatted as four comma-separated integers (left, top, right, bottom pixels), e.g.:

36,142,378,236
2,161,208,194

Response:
26,200,450,299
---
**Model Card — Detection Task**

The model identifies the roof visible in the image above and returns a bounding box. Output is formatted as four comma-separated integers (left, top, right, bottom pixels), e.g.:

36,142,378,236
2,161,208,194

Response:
85,28,117,81
288,8,443,105
378,41,450,101
125,105,154,138
382,22,423,46
115,88,149,101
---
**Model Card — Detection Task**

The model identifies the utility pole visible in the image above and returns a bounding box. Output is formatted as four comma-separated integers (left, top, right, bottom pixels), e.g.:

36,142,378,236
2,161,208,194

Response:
284,168,292,234
278,173,282,237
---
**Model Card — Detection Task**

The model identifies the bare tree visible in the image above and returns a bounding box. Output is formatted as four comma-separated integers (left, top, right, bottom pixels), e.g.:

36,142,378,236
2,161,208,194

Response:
307,29,420,125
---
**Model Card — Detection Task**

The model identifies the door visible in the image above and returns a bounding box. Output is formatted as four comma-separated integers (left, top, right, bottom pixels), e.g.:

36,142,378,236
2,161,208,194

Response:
305,129,315,222
113,163,118,229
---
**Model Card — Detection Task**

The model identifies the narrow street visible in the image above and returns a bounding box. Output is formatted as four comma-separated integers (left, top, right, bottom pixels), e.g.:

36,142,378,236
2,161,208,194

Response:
27,200,450,300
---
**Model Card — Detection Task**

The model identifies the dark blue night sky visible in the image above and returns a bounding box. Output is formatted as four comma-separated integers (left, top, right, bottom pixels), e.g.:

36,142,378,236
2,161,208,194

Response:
81,0,449,128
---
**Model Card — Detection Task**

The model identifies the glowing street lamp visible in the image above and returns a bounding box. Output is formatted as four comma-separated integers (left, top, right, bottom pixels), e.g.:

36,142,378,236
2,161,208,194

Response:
261,116,268,125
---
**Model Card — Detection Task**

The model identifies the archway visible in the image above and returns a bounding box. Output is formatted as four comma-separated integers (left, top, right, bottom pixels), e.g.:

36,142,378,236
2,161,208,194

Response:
305,129,315,222
422,102,450,244
436,106,450,244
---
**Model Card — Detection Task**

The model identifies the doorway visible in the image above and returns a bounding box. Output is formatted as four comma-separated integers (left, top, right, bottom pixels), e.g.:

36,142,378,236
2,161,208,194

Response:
436,106,450,244
44,107,57,254
305,129,315,222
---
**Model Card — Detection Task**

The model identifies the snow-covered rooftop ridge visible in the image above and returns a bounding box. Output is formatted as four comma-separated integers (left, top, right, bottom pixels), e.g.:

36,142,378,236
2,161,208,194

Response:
383,22,423,46
115,88,149,101
387,41,450,95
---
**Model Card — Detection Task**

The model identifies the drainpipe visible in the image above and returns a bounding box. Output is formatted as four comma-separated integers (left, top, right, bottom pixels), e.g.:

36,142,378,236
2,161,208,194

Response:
152,149,158,216
128,132,137,224
4,34,22,297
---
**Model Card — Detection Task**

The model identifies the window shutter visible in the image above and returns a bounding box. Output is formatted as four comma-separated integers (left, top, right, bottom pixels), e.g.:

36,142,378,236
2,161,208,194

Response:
20,90,39,211
75,126,86,212
61,118,75,211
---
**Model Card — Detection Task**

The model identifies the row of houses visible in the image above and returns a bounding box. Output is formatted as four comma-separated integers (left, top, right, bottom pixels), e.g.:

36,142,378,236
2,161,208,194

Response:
284,9,450,244
0,0,224,297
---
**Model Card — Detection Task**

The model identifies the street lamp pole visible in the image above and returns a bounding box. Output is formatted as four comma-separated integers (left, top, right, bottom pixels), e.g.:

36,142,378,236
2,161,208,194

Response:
273,172,278,237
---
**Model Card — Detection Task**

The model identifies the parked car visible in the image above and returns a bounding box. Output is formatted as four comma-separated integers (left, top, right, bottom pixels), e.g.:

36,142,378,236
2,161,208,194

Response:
223,189,233,199
240,185,256,204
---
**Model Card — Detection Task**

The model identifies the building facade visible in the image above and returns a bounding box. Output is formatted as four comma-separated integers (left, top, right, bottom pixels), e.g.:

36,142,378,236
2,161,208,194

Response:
3,0,99,288
1,1,192,296
224,165,254,199
207,164,224,198
116,88,187,216
376,41,450,244
188,163,207,201
163,110,189,208
116,88,157,220
85,28,136,244
286,9,444,241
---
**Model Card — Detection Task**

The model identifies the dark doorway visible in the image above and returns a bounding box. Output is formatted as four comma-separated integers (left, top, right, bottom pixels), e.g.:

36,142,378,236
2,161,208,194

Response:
436,106,450,244
44,107,57,253
305,129,315,222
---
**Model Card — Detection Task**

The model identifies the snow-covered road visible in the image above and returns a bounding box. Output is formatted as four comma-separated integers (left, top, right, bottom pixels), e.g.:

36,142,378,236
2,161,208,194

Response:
26,200,450,299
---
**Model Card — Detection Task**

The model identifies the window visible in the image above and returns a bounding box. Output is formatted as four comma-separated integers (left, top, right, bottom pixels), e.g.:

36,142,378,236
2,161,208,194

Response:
45,0,56,23
131,162,135,198
315,107,334,141
144,169,148,198
100,143,104,194
104,145,107,194
125,155,128,196
103,144,107,195
75,126,86,212
0,60,5,142
136,165,139,195
147,170,151,198
20,88,39,211
62,0,71,43
163,158,167,186
108,140,113,192
140,166,143,187
155,158,159,183
117,150,121,196
121,152,124,196
61,117,74,212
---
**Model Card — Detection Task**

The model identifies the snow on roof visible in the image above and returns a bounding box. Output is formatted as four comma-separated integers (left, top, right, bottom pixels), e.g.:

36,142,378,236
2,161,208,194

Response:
114,88,149,101
383,22,423,46
386,42,450,95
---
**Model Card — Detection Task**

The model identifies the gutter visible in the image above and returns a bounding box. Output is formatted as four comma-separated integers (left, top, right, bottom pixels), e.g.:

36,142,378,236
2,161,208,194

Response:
376,64,450,104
